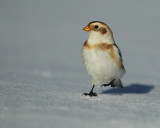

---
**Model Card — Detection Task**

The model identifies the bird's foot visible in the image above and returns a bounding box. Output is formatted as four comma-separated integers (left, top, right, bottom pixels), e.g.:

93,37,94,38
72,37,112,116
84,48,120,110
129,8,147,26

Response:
83,91,98,97
101,83,110,87
101,79,115,88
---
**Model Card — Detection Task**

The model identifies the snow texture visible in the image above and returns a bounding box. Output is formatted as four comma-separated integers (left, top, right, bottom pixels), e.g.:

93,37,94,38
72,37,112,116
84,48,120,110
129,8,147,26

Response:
0,0,160,128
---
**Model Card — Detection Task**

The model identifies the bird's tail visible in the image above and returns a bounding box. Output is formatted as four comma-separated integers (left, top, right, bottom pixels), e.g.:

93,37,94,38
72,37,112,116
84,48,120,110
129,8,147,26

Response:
112,79,123,88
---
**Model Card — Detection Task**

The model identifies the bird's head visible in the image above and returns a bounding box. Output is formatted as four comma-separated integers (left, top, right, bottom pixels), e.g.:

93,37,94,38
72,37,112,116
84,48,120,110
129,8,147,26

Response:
83,21,114,44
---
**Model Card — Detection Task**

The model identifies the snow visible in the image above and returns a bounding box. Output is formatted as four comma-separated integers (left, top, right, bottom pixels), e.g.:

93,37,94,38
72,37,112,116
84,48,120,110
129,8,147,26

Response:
0,0,160,128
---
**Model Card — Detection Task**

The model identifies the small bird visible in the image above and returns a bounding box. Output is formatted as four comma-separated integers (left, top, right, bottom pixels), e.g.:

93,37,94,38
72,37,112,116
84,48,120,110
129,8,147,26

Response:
82,21,125,97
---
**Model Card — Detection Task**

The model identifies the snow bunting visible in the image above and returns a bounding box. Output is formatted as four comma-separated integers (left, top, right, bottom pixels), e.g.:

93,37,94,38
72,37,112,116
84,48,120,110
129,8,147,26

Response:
82,21,125,97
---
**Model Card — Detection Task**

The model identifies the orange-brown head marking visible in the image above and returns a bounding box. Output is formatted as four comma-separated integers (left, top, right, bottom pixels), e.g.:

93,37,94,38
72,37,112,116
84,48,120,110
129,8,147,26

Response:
99,27,107,34
83,21,113,35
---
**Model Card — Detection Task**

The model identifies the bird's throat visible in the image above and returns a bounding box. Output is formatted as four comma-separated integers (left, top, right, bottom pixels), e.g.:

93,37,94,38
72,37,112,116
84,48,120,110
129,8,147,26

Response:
88,32,114,45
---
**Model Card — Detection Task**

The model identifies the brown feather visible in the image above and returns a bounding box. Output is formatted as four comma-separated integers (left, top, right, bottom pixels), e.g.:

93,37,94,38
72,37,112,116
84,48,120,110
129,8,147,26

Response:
83,41,125,70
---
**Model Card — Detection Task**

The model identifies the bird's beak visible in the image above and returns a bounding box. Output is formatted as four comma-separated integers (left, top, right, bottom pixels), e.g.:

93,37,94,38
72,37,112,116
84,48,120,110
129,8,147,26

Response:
83,26,90,32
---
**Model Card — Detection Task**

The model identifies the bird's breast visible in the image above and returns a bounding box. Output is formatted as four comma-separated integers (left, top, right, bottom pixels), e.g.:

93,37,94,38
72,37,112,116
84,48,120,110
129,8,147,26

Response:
82,41,115,66
82,41,125,85
82,47,112,69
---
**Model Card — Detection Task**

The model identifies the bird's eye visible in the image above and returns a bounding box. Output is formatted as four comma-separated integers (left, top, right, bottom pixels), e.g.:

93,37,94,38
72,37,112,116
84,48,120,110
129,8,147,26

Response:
95,25,99,29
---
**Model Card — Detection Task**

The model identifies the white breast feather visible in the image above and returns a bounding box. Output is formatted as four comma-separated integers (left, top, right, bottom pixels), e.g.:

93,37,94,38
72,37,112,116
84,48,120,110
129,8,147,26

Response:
82,48,124,86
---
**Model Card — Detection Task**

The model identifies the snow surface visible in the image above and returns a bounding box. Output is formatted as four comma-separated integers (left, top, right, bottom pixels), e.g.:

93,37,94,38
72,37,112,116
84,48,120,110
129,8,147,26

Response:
0,0,160,128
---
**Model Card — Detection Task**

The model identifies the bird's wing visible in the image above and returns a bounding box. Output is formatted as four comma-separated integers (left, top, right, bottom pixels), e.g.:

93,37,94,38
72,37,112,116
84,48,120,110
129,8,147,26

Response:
113,79,123,88
113,43,123,63
113,43,126,71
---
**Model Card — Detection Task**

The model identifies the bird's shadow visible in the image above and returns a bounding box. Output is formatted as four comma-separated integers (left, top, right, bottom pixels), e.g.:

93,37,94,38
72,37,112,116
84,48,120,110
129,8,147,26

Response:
101,83,154,95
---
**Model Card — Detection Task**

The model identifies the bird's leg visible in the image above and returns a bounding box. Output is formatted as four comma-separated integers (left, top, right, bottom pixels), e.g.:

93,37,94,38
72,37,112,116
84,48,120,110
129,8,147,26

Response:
101,79,115,87
83,85,98,97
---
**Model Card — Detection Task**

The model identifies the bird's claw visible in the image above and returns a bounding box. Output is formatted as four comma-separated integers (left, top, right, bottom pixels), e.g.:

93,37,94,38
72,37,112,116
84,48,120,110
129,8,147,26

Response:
101,80,115,88
83,91,98,97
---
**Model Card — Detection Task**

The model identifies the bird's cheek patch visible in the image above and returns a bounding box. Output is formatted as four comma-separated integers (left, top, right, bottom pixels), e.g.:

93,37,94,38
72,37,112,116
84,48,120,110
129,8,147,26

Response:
99,28,107,34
